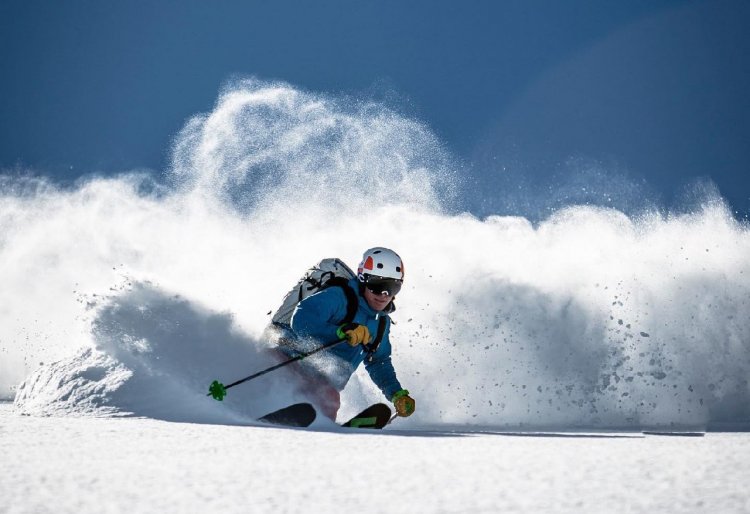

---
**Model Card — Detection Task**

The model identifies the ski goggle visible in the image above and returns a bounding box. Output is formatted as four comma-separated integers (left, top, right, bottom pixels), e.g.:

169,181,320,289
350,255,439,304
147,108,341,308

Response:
364,276,403,296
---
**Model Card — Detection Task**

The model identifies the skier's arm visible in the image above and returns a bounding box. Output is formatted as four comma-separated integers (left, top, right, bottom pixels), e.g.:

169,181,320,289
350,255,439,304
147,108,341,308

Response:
290,287,347,342
364,332,403,399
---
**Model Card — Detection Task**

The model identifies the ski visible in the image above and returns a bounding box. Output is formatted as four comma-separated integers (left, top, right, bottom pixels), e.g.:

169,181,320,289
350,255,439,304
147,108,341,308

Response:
642,431,705,437
258,403,317,427
341,403,392,429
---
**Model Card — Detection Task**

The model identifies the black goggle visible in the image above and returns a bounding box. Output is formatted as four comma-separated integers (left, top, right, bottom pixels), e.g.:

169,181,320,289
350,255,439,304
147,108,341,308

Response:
364,276,403,296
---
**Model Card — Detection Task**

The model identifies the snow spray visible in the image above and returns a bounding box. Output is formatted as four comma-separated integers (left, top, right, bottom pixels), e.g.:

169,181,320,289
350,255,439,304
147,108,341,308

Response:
3,79,749,429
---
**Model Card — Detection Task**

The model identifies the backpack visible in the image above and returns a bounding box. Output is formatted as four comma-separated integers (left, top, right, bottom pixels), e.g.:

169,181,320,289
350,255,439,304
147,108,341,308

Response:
270,258,388,356
271,258,359,328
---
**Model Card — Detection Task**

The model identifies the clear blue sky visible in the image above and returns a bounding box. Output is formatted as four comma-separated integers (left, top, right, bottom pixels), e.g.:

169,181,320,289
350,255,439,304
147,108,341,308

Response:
1,0,748,218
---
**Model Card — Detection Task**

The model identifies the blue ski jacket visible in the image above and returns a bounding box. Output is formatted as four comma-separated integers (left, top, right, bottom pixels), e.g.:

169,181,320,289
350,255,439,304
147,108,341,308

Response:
281,278,403,400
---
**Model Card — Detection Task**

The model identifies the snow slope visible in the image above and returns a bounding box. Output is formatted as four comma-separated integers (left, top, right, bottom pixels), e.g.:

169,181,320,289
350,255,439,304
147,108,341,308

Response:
2,403,748,514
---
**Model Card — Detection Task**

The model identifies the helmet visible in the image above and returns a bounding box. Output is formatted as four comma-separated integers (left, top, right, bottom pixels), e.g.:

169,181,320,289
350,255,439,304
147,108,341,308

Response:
357,247,404,296
358,247,404,281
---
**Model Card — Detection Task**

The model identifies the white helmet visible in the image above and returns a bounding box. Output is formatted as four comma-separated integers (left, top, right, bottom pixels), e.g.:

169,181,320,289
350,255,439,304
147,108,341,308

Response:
357,247,404,281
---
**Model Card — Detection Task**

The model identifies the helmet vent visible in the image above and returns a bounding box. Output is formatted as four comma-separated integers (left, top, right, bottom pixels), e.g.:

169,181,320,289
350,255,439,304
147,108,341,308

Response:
377,263,384,269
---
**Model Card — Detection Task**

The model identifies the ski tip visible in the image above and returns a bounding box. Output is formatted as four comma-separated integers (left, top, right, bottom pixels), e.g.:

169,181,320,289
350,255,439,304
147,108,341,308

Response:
258,403,317,428
342,403,392,429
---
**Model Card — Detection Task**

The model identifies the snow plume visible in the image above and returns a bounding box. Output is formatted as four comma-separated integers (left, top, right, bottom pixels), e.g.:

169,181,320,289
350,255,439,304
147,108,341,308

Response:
389,204,749,430
4,79,750,430
169,78,456,216
14,282,302,423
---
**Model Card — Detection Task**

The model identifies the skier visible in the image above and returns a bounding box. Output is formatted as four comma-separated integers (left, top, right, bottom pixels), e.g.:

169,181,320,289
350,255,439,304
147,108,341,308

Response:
268,247,415,422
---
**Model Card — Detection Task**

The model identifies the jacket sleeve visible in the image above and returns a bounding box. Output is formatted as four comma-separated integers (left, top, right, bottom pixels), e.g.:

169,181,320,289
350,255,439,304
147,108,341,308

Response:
290,287,347,343
364,324,403,400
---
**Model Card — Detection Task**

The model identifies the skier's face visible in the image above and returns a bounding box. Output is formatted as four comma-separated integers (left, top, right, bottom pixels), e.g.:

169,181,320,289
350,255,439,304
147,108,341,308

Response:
363,286,393,312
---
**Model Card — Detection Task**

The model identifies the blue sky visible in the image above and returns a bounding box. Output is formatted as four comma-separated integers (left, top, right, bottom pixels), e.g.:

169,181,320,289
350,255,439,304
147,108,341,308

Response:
1,0,748,218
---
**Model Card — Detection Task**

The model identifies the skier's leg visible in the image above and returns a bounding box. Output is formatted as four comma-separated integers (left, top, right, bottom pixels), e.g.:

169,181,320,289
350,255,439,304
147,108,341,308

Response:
309,379,340,421
265,347,341,421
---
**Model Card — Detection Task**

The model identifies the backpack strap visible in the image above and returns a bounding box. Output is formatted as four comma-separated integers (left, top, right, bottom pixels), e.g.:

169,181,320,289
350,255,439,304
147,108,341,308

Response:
323,276,359,325
364,315,389,359
299,271,335,300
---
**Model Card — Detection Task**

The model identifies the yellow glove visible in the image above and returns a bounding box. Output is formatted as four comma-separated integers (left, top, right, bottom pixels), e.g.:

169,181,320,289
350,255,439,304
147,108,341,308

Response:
392,389,415,417
337,323,371,346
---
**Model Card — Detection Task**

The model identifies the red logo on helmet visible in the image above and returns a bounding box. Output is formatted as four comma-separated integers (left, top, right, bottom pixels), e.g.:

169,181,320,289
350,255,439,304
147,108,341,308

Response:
363,256,374,271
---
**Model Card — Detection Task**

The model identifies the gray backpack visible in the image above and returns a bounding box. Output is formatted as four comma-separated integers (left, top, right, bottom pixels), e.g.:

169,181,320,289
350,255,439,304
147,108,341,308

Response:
270,258,359,328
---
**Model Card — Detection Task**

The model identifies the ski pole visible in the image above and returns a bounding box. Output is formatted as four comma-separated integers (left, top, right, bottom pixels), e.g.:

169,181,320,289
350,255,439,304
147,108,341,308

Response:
208,339,344,401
